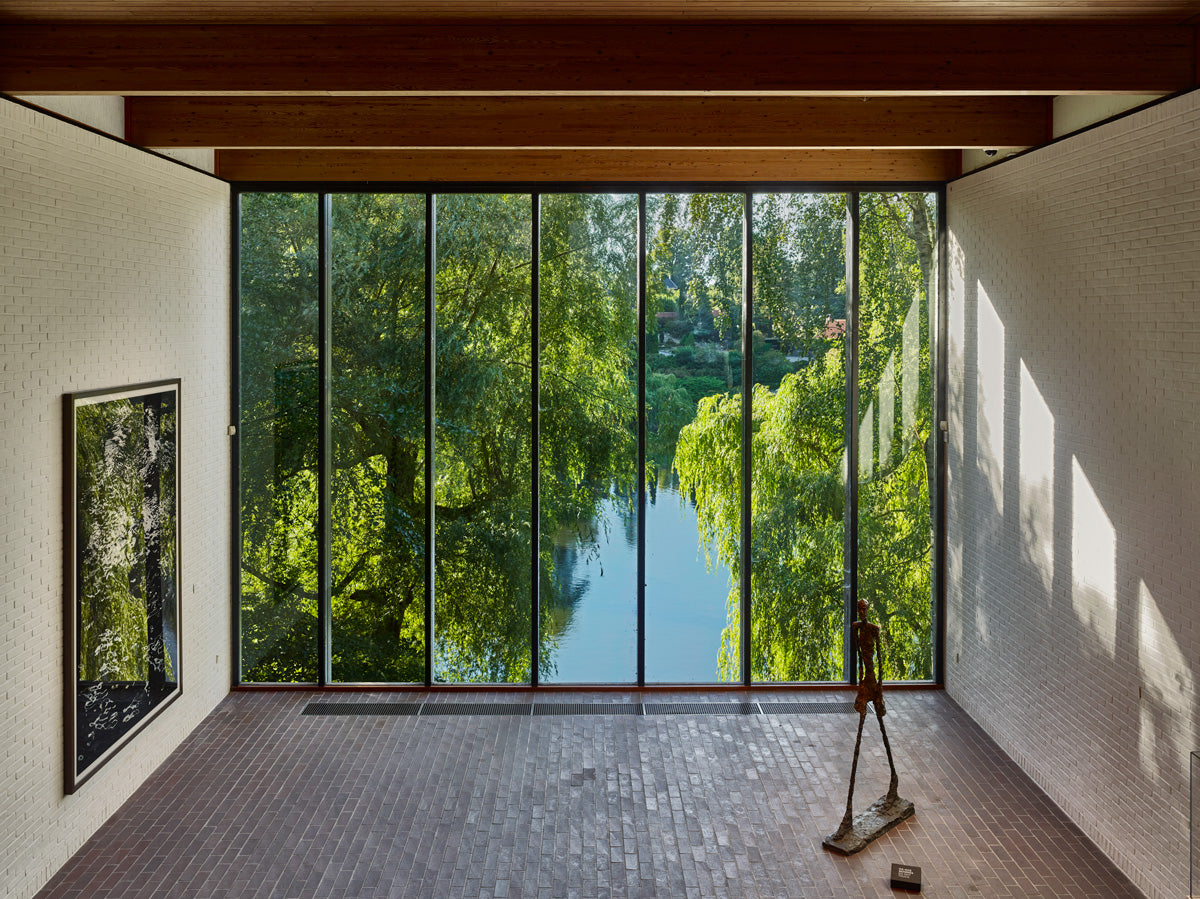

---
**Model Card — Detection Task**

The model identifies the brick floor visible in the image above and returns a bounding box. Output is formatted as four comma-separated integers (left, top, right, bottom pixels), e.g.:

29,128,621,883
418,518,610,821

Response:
37,690,1144,898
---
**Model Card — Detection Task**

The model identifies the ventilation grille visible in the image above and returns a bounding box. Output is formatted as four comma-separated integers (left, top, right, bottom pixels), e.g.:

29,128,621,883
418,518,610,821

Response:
643,701,759,715
420,703,530,716
301,700,854,717
300,702,423,716
760,701,856,715
532,702,642,716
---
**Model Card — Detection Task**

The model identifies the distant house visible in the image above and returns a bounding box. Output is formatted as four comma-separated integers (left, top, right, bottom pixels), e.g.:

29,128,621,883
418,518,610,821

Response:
823,316,846,339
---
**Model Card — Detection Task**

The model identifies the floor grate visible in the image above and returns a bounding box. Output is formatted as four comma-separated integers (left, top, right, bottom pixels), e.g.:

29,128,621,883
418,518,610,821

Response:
759,701,856,714
532,702,642,716
301,702,423,716
301,700,857,717
419,703,530,716
643,701,760,715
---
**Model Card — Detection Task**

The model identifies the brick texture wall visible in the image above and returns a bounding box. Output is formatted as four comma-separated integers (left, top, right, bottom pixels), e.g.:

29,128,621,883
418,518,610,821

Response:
947,88,1200,899
0,98,231,898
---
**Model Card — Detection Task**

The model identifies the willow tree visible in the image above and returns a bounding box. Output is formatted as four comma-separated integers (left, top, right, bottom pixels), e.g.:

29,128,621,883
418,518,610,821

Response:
240,192,643,683
675,193,935,682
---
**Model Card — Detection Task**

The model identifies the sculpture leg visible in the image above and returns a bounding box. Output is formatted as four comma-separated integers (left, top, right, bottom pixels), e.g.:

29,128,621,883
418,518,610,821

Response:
876,708,899,803
834,710,868,839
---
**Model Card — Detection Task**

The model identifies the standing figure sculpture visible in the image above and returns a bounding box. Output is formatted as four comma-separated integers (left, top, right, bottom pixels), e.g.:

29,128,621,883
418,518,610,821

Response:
823,598,915,855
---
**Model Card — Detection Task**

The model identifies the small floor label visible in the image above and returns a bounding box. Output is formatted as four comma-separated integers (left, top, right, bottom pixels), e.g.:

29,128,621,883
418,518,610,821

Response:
890,863,922,892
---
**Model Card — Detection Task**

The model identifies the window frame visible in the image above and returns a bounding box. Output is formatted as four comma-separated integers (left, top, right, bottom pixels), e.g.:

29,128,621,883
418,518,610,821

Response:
230,181,947,689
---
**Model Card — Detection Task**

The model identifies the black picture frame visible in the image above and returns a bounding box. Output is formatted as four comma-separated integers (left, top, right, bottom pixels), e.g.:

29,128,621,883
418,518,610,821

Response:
64,379,182,793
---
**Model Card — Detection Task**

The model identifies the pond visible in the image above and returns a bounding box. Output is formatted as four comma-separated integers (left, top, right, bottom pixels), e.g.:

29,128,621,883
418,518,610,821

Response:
545,483,733,684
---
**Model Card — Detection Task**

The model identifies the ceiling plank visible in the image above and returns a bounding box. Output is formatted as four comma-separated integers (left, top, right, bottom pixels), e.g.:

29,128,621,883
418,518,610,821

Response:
2,24,1193,95
3,0,1199,24
215,147,961,182
127,96,1051,149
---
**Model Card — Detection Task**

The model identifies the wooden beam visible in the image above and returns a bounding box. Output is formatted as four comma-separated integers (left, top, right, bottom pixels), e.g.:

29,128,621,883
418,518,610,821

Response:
3,0,1199,25
215,148,961,182
2,24,1193,95
127,96,1050,149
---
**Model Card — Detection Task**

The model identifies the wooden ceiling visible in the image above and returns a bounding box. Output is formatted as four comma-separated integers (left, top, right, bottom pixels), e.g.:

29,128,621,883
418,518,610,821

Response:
2,0,1198,23
2,1,1197,182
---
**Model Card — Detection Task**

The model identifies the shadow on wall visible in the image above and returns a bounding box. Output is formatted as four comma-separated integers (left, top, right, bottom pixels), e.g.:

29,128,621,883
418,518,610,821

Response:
950,213,1198,896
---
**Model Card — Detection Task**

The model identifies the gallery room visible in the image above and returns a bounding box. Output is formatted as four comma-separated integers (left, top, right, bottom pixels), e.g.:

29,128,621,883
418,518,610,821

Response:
1,2,1197,897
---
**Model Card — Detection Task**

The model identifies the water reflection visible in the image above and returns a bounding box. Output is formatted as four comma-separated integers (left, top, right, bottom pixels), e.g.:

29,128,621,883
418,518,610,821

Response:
546,484,730,683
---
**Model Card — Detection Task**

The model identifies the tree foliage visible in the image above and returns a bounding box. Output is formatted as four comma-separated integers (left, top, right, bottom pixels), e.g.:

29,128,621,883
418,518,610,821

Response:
674,192,936,682
238,189,936,685
77,396,177,683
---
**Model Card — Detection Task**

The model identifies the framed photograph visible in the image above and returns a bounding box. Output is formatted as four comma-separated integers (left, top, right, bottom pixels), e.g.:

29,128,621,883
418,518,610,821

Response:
64,379,181,793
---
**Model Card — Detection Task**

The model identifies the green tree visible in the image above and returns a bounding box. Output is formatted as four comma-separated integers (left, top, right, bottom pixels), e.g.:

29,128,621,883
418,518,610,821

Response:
675,192,935,682
77,398,177,683
238,193,320,682
328,193,428,682
240,192,645,683
238,190,936,686
855,192,937,679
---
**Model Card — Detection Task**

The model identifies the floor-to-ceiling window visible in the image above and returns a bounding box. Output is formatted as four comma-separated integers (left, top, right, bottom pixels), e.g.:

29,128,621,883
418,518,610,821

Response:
747,193,849,682
855,192,938,681
238,192,320,683
538,193,640,684
432,194,534,684
235,187,941,686
329,193,428,683
645,193,743,683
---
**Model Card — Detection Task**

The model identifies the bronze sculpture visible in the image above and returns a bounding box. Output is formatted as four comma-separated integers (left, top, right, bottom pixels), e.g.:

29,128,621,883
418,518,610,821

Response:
823,598,915,855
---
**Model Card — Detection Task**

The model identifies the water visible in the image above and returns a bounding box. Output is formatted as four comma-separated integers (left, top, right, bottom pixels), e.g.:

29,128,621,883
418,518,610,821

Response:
546,484,733,683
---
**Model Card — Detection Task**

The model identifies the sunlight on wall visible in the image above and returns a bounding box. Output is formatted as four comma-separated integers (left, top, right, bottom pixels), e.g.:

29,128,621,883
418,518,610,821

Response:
1018,361,1054,587
879,355,895,463
859,398,875,479
902,292,919,454
1071,457,1116,656
1138,578,1195,780
977,283,1005,515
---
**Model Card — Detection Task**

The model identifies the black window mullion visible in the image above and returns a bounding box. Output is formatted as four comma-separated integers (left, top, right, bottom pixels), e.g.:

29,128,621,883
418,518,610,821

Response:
425,193,437,687
317,192,332,686
933,186,948,685
230,192,242,686
636,193,647,688
740,193,754,686
843,192,861,685
531,193,541,688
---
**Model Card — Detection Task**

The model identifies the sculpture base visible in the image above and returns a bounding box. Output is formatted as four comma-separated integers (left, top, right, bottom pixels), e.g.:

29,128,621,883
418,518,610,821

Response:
822,794,915,855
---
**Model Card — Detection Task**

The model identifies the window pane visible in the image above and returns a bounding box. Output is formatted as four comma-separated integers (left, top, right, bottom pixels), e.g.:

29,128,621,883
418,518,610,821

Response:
434,194,533,684
330,194,427,683
646,193,743,683
538,194,639,684
750,193,848,682
856,192,937,680
238,193,319,682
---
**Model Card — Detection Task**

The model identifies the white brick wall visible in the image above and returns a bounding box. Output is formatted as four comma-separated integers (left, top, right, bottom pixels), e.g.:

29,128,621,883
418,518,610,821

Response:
0,98,231,899
948,88,1200,899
